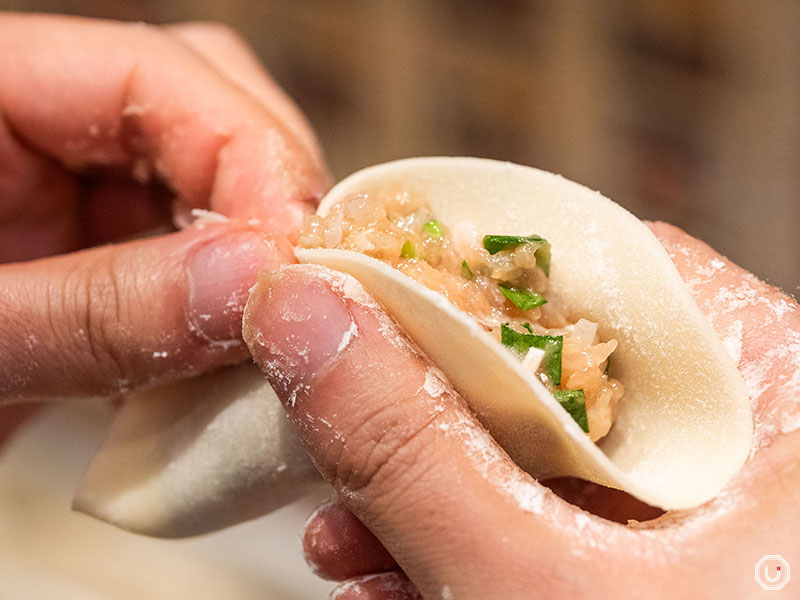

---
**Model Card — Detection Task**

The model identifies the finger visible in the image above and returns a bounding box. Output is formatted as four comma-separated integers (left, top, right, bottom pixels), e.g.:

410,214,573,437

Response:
0,223,293,401
0,107,82,262
302,481,659,582
648,222,800,451
330,572,422,600
302,481,661,580
244,264,633,596
0,14,330,237
304,499,398,581
0,111,170,261
167,22,326,173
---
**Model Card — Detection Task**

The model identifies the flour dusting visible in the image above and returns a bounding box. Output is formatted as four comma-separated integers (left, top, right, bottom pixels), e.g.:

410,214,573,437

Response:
423,368,449,398
189,208,228,227
450,411,548,515
330,572,418,599
336,320,358,354
720,319,743,365
574,511,591,532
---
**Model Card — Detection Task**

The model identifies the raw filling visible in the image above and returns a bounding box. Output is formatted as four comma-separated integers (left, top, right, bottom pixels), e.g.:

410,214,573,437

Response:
299,191,623,441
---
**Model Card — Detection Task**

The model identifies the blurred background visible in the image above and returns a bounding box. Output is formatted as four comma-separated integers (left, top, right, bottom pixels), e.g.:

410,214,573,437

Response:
1,1,799,598
3,0,799,292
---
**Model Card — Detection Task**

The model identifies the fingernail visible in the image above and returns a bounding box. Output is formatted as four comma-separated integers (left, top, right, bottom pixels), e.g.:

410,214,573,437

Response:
243,265,355,404
188,231,279,345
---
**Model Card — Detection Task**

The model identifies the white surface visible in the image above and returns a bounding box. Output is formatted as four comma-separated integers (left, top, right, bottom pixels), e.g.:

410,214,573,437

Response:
0,401,335,599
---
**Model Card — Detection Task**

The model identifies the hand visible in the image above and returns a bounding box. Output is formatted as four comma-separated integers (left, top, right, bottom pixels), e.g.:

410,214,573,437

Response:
0,13,330,434
244,222,799,599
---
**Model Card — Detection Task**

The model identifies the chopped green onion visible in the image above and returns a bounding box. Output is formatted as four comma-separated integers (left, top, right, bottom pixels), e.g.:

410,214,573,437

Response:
461,260,473,280
522,323,534,334
400,240,417,259
498,284,547,311
482,234,551,276
423,219,444,239
483,234,545,255
535,244,551,277
553,389,589,433
500,323,562,385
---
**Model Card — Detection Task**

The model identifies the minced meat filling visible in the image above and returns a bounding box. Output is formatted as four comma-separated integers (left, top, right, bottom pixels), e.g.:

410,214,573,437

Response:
299,191,623,441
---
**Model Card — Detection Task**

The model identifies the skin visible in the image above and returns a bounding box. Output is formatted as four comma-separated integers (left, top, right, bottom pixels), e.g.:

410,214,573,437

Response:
0,14,330,416
1,13,796,600
243,223,800,599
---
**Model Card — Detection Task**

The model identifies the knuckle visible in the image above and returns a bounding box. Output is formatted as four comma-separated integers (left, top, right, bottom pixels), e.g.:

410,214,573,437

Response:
331,394,454,508
0,252,151,398
63,255,134,388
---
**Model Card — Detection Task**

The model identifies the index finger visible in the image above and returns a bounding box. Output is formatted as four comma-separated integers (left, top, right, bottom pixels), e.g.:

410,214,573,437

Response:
0,13,330,235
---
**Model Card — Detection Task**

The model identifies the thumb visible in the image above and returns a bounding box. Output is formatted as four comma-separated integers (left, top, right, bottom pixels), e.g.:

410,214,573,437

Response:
244,264,612,597
0,223,293,401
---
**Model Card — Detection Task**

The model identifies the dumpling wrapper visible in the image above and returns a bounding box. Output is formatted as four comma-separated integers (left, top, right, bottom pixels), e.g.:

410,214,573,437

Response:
74,157,752,537
73,363,324,537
